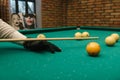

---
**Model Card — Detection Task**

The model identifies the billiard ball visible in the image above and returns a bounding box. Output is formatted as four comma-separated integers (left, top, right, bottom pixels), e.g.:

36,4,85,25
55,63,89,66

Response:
74,32,82,38
111,33,119,42
105,36,116,46
81,32,90,37
76,26,80,30
86,42,100,56
37,34,46,38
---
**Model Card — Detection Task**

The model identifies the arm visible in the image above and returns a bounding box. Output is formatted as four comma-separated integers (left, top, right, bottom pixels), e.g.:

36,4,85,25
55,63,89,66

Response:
0,19,61,53
0,19,27,44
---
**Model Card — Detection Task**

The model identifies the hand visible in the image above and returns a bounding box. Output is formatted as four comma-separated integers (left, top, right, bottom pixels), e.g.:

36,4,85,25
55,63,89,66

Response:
23,40,61,53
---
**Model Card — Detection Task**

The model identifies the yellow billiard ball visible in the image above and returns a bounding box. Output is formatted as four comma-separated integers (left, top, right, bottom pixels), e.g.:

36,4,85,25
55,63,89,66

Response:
82,32,90,37
37,34,46,38
105,36,116,46
86,42,100,56
74,32,82,38
111,33,119,42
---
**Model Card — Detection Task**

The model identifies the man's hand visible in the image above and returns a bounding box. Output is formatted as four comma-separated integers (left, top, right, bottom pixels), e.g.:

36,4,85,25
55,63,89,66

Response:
23,40,61,53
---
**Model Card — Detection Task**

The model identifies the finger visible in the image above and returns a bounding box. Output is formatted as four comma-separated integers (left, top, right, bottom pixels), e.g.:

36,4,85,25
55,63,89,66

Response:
51,44,62,52
47,45,55,53
54,46,61,52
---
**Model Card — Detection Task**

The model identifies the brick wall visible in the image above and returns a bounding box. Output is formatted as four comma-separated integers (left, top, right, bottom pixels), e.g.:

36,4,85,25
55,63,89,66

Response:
42,0,120,27
42,0,67,28
66,0,120,27
1,0,120,28
0,0,10,22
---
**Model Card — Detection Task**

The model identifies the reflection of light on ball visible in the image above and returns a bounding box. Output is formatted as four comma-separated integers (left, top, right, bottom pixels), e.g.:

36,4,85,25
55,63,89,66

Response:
86,42,100,56
74,32,82,38
82,32,90,37
105,36,116,46
37,34,46,38
111,33,119,42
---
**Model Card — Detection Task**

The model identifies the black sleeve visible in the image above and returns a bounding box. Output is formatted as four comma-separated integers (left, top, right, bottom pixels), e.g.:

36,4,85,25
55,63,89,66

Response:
23,40,61,53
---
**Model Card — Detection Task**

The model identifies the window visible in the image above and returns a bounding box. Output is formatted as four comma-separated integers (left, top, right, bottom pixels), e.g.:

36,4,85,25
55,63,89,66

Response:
10,0,36,14
9,0,42,29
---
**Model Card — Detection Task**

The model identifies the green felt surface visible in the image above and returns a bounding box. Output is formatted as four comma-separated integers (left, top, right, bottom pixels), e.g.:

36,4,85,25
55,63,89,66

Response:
0,27,120,80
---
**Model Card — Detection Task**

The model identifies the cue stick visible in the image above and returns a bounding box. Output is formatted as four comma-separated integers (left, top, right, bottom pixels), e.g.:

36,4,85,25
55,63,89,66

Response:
0,37,99,42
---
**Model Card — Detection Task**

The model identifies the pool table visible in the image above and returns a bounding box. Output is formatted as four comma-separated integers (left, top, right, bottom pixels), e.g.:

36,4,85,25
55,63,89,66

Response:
0,26,120,80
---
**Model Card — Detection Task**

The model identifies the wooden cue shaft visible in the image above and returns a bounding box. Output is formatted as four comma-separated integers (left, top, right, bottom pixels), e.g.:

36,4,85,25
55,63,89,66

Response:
0,37,99,42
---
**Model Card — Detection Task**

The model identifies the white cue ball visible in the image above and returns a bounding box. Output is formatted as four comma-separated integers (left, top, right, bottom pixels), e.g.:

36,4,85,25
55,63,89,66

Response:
37,34,46,38
74,32,82,38
105,36,116,46
111,33,119,42
82,32,90,37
